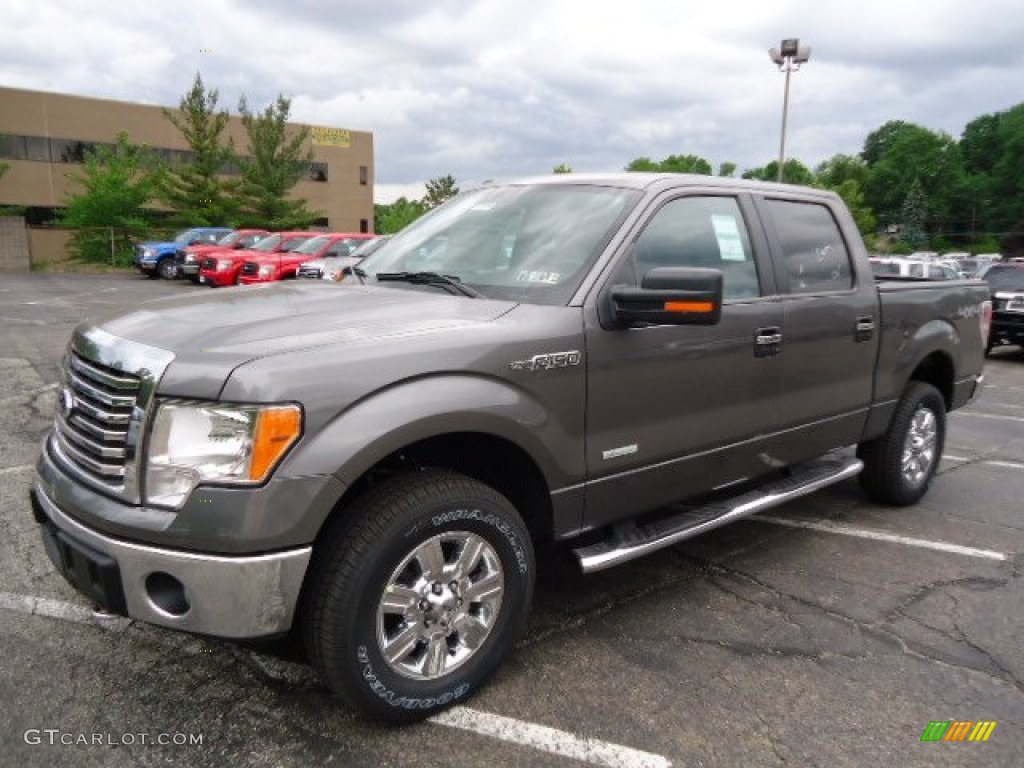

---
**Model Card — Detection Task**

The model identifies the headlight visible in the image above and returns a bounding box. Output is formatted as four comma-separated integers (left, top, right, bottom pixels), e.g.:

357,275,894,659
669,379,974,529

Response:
217,259,233,270
143,248,156,258
259,264,276,277
145,402,302,508
185,254,197,263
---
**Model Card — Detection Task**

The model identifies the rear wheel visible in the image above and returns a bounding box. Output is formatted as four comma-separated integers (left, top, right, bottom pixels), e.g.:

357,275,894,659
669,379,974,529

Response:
857,381,946,505
302,470,534,722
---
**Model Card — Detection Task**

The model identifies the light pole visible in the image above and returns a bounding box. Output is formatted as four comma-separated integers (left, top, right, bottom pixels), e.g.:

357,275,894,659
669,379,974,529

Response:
769,38,811,183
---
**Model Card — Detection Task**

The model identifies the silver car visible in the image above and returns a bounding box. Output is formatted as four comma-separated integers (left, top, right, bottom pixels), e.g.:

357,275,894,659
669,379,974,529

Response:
298,235,391,280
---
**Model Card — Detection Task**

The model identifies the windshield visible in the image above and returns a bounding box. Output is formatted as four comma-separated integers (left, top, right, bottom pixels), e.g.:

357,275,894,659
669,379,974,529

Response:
216,232,241,246
172,229,198,245
985,266,1024,292
292,236,332,255
359,184,639,304
251,234,283,252
351,236,389,258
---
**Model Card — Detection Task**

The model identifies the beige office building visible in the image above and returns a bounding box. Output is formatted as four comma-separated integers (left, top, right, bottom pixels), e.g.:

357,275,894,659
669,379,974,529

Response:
0,85,374,234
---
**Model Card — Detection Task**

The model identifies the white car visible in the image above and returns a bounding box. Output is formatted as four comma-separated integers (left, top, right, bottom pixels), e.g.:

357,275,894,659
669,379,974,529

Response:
870,257,961,280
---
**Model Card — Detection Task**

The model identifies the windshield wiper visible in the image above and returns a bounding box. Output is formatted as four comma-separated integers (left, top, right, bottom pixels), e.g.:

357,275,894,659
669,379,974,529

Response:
376,271,481,298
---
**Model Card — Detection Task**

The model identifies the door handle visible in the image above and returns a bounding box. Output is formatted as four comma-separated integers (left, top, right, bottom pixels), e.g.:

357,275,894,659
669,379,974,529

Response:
855,316,875,342
754,327,783,357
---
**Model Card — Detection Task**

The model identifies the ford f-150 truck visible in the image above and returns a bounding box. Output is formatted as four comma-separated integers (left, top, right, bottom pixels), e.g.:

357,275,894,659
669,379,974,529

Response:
32,174,990,723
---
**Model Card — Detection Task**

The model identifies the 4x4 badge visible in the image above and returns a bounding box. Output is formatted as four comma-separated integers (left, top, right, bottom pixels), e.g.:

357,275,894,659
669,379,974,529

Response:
510,350,582,372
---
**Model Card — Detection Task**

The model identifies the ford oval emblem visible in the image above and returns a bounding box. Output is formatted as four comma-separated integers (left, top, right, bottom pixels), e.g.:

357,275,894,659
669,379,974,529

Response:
60,388,76,419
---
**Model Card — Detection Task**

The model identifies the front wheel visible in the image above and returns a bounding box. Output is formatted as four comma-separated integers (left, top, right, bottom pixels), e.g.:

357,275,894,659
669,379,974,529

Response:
302,470,535,722
157,258,177,280
857,381,946,505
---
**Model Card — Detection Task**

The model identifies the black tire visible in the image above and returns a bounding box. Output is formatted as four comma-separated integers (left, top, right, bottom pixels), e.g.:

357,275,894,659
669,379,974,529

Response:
302,469,535,722
189,274,201,285
857,381,946,506
157,258,177,280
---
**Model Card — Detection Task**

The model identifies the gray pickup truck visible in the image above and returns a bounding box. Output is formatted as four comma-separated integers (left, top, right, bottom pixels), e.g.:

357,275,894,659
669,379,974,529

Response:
32,174,991,721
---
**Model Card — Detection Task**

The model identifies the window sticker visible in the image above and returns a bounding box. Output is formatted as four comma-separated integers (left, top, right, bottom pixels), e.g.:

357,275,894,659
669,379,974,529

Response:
516,270,560,284
711,214,746,262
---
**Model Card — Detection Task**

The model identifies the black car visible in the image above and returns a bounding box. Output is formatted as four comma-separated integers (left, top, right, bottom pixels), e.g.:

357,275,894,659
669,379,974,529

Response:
983,263,1024,354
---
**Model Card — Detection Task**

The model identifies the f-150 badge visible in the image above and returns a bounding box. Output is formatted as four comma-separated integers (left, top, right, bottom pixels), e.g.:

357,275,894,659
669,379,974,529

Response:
510,350,582,371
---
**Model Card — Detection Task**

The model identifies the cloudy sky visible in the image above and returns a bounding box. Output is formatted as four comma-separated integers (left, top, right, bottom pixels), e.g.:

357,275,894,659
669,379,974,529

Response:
2,0,1022,202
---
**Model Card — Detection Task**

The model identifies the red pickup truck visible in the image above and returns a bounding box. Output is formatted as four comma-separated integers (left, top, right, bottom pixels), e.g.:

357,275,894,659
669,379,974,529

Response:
198,232,319,287
177,229,269,283
238,233,376,284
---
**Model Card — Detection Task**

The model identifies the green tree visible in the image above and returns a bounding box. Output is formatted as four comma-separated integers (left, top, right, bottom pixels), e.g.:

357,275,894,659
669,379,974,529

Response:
552,163,573,174
422,174,459,210
158,73,236,225
899,179,928,247
60,133,157,264
625,154,713,174
860,120,966,235
960,104,1024,252
375,197,426,234
718,162,737,178
234,94,319,229
742,159,814,185
814,154,870,189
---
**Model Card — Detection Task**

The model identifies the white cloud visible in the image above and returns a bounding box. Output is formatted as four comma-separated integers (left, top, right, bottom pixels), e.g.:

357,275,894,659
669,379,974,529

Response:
2,0,1023,189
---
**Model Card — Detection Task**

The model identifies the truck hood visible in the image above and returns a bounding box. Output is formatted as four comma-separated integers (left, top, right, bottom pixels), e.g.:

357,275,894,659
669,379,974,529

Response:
94,282,517,398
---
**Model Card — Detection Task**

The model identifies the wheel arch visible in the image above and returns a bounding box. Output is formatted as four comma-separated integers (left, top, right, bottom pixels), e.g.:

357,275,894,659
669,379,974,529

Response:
907,349,955,411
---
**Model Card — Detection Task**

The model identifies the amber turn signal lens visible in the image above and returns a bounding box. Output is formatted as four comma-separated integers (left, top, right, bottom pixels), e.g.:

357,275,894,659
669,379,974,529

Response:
664,301,714,313
250,405,302,481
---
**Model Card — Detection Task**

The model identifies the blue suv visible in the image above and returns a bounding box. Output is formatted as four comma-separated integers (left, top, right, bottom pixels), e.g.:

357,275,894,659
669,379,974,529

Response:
133,227,233,279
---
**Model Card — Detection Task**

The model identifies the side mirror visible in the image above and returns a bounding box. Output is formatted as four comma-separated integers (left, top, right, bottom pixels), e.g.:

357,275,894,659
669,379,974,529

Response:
611,267,723,326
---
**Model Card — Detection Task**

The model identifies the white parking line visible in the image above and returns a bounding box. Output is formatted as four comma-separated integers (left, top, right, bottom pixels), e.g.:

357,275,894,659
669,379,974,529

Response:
0,465,34,476
431,707,672,768
752,517,1009,561
2,590,673,767
986,460,1024,470
955,411,1024,424
0,591,130,630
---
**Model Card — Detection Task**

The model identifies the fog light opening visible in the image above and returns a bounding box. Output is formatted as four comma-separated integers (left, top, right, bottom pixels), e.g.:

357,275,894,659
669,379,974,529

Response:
145,572,191,616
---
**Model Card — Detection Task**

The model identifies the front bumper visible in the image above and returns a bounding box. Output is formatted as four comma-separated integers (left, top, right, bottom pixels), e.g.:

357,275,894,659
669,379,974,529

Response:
198,268,236,287
31,482,311,639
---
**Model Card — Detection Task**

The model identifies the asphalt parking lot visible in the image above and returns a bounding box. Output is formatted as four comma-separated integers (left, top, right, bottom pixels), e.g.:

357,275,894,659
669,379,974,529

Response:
1,272,1022,767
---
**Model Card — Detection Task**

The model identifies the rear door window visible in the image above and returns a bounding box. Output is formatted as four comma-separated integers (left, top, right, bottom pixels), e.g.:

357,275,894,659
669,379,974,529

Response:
764,200,853,294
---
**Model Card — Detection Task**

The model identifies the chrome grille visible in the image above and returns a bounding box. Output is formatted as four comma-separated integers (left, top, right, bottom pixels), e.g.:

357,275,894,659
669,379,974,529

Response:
55,351,140,488
297,266,322,279
201,257,217,270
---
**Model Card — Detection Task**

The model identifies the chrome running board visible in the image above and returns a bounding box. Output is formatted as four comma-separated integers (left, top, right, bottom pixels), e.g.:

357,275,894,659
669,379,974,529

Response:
573,455,863,573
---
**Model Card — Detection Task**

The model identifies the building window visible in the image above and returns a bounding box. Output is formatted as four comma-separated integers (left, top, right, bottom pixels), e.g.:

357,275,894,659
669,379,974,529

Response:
310,162,328,182
24,136,51,162
360,218,369,233
0,134,27,160
50,138,93,163
359,165,368,186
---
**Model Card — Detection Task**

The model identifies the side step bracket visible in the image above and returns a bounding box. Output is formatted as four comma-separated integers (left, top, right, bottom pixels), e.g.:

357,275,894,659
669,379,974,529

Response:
573,454,863,573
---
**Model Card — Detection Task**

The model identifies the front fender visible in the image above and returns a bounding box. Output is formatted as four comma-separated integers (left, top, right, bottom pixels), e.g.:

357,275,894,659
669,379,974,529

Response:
280,373,584,494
